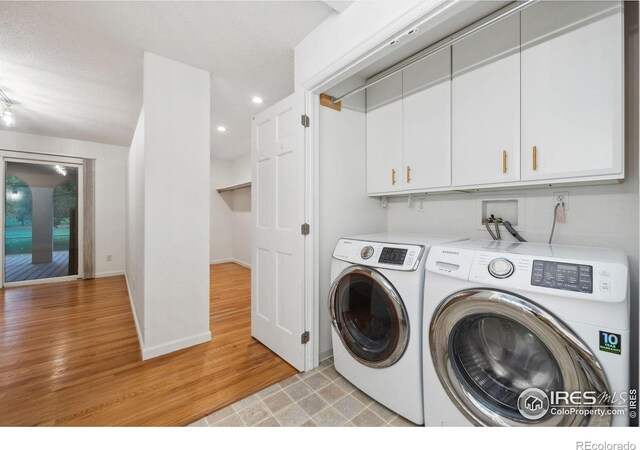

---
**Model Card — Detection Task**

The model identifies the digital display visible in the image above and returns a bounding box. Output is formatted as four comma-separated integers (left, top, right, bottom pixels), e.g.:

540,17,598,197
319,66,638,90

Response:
531,260,592,293
557,264,578,273
379,247,407,265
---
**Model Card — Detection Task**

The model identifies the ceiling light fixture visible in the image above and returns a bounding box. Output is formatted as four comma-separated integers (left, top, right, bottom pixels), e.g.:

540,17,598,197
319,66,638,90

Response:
217,126,227,132
252,96,263,104
0,89,14,127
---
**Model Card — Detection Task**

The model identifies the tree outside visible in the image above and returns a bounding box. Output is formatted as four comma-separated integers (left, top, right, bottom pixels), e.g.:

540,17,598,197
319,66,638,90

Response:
4,174,77,256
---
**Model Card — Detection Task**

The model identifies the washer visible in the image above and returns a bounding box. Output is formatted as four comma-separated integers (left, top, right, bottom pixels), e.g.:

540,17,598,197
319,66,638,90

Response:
328,232,466,424
423,240,630,427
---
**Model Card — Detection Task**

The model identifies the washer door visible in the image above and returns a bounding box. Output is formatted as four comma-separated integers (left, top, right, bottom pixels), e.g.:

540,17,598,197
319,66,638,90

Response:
329,265,409,368
430,289,612,426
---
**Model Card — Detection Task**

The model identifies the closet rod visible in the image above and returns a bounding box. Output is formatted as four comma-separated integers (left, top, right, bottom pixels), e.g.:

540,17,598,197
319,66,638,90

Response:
330,0,535,104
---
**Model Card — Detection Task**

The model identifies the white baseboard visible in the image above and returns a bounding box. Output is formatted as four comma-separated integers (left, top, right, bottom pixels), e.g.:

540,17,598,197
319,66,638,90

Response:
95,270,125,278
232,259,251,269
210,258,233,265
124,274,145,355
210,258,251,269
141,331,211,360
124,274,211,360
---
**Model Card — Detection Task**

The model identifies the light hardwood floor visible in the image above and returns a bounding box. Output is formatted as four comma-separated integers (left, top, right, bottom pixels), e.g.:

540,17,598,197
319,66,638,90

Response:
0,263,297,426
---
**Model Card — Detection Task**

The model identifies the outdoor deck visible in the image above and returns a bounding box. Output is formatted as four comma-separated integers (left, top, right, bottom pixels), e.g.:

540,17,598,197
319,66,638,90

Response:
5,252,70,283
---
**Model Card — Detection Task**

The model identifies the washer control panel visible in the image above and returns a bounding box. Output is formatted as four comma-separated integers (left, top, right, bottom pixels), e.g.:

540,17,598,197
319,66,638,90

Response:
530,260,593,293
333,239,424,271
427,244,628,303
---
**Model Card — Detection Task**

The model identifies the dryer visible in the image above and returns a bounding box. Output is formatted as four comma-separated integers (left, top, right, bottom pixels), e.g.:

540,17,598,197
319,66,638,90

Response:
423,240,630,427
328,232,466,425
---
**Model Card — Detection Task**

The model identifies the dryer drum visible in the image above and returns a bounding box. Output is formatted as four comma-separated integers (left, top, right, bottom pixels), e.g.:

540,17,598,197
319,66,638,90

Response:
328,265,409,369
430,288,612,427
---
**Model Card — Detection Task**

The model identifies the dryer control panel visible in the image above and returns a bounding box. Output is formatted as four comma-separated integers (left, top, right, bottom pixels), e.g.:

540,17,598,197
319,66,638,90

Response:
333,239,425,271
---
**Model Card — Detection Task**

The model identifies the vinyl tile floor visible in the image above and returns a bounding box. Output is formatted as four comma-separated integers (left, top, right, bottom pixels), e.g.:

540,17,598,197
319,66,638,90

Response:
188,358,419,427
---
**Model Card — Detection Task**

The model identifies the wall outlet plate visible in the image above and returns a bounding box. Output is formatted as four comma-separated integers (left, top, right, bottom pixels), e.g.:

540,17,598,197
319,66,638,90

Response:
408,194,427,213
553,192,569,210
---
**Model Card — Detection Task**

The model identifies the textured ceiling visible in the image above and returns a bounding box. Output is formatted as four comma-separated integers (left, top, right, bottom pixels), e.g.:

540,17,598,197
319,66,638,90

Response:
0,1,333,159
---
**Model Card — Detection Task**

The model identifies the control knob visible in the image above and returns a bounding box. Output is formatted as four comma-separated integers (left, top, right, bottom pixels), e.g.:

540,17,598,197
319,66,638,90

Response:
488,258,514,279
360,246,374,260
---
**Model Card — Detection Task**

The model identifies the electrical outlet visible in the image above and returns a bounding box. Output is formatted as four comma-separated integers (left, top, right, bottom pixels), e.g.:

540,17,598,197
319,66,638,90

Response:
106,254,112,262
414,195,427,213
553,192,569,210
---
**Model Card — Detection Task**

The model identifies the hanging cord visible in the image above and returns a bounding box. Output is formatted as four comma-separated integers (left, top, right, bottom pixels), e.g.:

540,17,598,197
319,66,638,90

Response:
548,202,563,244
483,215,502,241
502,220,527,242
492,215,501,240
484,219,499,240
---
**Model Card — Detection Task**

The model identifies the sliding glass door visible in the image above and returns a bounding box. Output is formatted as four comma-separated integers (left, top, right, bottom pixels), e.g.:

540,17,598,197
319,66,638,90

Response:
4,160,82,284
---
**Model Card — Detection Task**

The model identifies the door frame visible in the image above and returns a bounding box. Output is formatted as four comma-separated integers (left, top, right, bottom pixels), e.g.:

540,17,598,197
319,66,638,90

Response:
0,153,84,288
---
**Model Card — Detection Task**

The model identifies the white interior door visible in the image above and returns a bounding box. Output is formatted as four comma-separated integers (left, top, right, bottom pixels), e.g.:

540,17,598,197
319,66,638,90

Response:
251,93,307,371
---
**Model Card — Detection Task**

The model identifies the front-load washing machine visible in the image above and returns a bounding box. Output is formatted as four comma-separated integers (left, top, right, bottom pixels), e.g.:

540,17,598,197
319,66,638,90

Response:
423,240,630,427
328,232,466,425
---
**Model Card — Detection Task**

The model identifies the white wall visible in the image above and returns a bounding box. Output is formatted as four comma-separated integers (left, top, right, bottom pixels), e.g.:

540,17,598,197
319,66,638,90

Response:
0,129,127,278
210,158,234,263
126,110,146,337
317,92,387,358
126,52,211,359
231,154,252,266
210,154,252,267
231,186,251,267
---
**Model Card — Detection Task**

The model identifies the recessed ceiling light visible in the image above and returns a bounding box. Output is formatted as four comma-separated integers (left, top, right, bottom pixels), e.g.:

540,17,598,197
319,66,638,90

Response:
1,103,14,127
217,126,227,132
252,96,263,104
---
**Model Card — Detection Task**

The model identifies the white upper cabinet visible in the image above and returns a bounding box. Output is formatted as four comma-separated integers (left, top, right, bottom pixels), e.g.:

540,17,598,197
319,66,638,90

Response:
402,47,451,190
451,14,521,187
520,1,623,182
366,72,403,194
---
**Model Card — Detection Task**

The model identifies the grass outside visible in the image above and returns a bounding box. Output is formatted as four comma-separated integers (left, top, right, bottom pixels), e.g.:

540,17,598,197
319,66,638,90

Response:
4,226,70,255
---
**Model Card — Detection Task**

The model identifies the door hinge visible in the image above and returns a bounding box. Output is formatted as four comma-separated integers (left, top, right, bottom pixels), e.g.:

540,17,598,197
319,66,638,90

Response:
300,114,310,128
301,331,310,344
301,223,310,236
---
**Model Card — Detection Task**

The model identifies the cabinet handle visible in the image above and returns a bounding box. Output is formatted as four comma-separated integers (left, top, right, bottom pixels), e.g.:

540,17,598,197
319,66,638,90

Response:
391,168,397,185
502,150,507,174
406,166,411,184
533,146,538,171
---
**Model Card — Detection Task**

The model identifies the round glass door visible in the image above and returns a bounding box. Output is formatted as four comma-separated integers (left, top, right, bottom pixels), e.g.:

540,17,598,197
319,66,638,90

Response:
328,265,409,368
430,289,612,426
451,315,563,422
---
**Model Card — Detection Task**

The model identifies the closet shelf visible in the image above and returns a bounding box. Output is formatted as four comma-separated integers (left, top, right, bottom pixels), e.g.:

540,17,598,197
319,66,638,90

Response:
216,181,251,193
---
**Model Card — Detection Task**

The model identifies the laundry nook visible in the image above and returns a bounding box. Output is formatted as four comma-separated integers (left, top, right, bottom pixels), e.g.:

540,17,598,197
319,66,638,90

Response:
0,1,638,448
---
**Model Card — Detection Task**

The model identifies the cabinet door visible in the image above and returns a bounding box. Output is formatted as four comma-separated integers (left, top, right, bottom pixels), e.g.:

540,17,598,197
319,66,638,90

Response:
521,1,623,181
451,14,520,187
402,47,451,190
366,72,403,194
